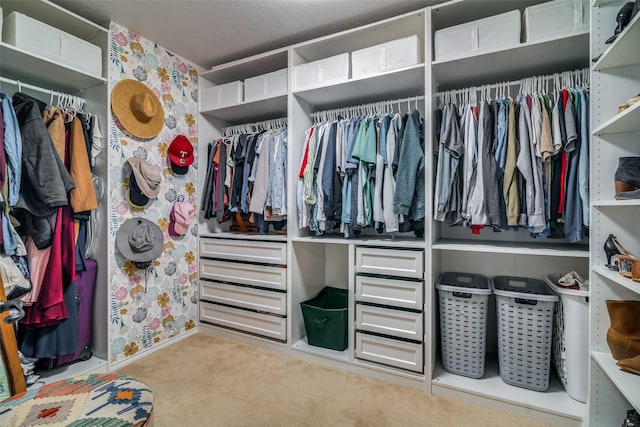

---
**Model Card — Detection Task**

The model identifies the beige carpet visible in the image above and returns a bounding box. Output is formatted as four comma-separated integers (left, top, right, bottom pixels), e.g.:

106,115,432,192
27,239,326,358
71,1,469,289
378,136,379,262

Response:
117,333,550,427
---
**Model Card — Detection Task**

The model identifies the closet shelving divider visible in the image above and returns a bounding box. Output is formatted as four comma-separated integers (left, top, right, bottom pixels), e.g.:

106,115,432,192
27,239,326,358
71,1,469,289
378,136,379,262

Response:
0,0,109,382
286,8,429,390
426,1,589,426
589,1,640,425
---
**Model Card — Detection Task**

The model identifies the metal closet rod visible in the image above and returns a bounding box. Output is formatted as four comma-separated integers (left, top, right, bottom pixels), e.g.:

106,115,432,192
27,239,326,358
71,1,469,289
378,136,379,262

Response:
436,67,590,98
0,76,86,104
223,116,288,136
311,95,425,120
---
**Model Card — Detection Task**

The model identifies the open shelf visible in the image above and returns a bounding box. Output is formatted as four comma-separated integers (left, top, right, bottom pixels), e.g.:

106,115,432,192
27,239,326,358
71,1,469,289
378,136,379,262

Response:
592,351,640,412
592,265,640,295
293,64,424,110
593,13,640,71
432,31,589,91
292,337,349,362
432,357,585,423
593,101,640,135
0,42,106,93
593,198,640,207
292,235,425,248
36,356,108,385
0,0,107,41
201,49,288,84
432,239,589,257
200,94,288,123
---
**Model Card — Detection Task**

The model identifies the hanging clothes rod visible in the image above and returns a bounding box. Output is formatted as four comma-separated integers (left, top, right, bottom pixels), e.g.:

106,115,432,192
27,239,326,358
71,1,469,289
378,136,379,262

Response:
436,67,589,99
223,116,287,136
311,95,425,121
0,76,86,104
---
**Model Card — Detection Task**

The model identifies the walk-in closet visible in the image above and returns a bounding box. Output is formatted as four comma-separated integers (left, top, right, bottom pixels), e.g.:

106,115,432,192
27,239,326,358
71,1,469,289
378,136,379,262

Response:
0,0,638,426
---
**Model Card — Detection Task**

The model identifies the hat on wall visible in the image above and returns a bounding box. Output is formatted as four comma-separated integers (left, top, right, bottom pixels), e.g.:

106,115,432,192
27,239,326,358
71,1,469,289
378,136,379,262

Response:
169,198,195,237
167,135,194,175
128,158,161,208
116,217,164,264
111,79,164,139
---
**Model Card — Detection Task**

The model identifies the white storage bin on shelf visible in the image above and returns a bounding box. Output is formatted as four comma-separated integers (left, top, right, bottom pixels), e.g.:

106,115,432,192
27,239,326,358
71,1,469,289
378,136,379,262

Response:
545,273,590,403
493,275,559,392
434,10,521,61
436,272,491,379
293,53,349,91
200,80,243,110
524,0,589,42
3,11,103,77
244,68,288,102
351,35,422,79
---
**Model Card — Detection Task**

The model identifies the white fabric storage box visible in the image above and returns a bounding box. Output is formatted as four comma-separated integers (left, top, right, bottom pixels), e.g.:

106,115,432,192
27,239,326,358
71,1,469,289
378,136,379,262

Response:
434,10,521,61
244,68,288,102
351,35,422,79
524,0,589,42
545,273,590,403
293,53,349,91
200,81,243,110
3,11,102,77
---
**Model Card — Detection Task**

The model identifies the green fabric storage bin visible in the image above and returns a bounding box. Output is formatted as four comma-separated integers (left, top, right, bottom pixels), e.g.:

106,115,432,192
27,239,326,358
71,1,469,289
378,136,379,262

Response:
300,286,348,351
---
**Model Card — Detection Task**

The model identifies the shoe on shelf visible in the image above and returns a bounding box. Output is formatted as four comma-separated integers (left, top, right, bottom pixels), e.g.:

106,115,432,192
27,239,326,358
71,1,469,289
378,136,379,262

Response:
629,94,640,106
616,253,639,278
619,103,630,113
617,354,640,375
615,157,640,199
606,2,636,44
633,260,640,283
622,409,640,427
604,234,636,270
606,300,640,361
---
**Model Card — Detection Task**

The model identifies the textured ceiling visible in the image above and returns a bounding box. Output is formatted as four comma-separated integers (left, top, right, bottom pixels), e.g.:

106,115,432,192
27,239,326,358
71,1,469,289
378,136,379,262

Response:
51,0,445,69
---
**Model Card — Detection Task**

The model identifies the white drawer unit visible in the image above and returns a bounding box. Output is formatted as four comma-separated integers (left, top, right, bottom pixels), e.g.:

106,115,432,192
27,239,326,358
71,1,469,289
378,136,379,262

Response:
355,304,423,341
200,302,287,341
199,238,287,264
355,275,423,310
200,259,287,291
356,332,423,373
200,281,287,316
355,247,423,279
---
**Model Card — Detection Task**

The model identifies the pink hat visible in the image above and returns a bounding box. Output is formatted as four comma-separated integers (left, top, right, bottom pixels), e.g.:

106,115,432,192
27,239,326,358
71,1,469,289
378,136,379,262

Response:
169,199,195,237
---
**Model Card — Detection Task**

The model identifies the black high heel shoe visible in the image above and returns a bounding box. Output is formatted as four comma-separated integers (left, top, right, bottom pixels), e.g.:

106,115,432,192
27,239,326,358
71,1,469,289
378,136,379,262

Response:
605,234,625,270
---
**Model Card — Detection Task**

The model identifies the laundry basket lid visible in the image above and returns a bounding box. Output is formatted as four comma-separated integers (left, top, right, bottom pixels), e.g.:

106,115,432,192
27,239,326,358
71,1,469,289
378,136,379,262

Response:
436,272,491,295
492,275,558,302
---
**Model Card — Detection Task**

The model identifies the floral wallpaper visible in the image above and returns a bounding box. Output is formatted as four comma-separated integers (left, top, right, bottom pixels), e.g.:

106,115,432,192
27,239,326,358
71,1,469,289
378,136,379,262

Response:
108,22,199,365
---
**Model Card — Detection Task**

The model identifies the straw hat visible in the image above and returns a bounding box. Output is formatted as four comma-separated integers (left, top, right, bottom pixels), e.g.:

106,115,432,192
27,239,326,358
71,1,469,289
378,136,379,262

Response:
111,80,164,139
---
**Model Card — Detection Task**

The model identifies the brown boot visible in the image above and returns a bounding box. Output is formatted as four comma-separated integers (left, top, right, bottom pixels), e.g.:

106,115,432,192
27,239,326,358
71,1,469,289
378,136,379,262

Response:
617,354,640,375
606,300,640,360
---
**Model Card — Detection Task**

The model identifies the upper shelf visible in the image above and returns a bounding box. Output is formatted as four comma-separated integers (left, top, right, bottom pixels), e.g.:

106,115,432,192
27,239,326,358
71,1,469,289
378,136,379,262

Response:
201,49,288,85
0,42,107,93
432,239,589,257
432,31,590,91
293,64,424,110
593,101,640,135
200,94,287,124
593,13,640,72
0,0,107,41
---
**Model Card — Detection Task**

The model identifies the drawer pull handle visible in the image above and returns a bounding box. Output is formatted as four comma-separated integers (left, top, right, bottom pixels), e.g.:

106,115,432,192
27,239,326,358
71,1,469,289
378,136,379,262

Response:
453,292,472,299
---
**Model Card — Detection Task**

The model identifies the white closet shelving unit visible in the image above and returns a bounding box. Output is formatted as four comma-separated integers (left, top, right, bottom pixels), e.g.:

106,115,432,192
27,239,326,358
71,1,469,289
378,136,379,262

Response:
589,0,640,425
287,9,428,390
426,1,588,426
0,0,109,381
197,48,291,355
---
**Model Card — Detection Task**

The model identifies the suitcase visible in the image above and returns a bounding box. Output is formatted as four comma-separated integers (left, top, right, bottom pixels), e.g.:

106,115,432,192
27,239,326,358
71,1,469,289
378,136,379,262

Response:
37,258,98,369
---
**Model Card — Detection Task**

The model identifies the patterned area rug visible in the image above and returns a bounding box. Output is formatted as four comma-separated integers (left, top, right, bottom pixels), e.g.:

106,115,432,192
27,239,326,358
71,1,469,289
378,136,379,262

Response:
0,373,153,427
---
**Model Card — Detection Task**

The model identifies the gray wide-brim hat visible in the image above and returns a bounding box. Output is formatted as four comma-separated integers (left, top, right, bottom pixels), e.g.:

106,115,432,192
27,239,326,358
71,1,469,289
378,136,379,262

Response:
116,217,164,263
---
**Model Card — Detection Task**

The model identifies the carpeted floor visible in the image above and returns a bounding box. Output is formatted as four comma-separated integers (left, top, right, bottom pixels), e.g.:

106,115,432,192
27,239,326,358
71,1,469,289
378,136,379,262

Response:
117,333,551,427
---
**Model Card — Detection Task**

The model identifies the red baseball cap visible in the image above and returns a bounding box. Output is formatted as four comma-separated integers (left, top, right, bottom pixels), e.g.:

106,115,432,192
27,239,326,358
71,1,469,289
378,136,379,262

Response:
168,135,194,175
